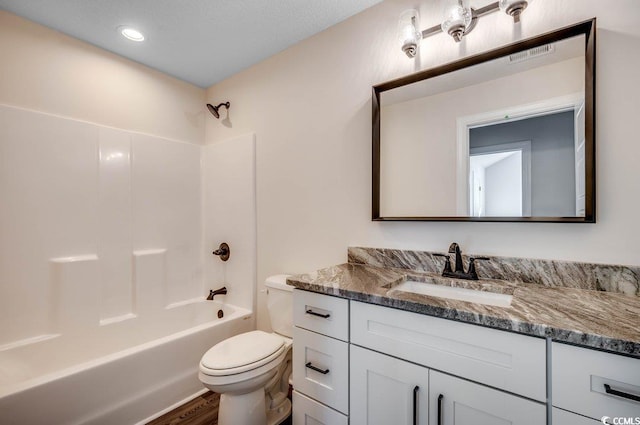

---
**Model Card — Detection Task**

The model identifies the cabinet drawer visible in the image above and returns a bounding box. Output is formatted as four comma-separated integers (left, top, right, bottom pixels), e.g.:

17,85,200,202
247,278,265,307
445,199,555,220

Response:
293,327,349,414
430,370,546,425
292,391,348,425
293,289,349,341
552,408,600,424
351,301,546,401
552,342,640,420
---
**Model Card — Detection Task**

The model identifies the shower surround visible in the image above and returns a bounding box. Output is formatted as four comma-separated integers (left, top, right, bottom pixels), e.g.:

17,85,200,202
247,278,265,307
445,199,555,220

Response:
0,104,257,423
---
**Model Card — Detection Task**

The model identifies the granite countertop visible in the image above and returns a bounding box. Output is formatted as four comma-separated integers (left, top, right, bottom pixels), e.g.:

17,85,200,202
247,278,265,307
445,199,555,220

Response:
287,263,640,358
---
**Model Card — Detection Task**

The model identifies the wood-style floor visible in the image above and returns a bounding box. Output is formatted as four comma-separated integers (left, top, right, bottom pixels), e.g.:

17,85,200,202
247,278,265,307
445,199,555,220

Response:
147,391,292,425
147,392,219,425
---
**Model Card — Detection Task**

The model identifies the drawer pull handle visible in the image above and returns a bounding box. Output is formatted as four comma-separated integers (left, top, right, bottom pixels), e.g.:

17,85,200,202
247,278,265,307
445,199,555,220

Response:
305,362,330,374
437,394,444,425
305,309,330,318
604,384,640,402
413,386,419,425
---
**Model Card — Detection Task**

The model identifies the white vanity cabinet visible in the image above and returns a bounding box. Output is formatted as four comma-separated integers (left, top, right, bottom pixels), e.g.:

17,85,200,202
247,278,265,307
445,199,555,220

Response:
292,290,549,424
292,286,640,425
292,290,350,424
552,342,640,422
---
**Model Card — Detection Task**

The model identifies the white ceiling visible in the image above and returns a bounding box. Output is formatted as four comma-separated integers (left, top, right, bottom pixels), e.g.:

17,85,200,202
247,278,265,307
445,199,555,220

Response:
0,0,383,88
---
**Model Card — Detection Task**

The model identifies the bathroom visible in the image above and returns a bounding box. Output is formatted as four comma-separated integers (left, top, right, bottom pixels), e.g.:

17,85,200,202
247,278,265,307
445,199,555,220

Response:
0,0,638,424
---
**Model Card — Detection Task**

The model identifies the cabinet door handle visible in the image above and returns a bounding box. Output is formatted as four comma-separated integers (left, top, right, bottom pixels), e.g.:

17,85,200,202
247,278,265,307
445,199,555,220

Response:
437,394,444,425
412,386,419,425
305,309,330,318
604,384,640,402
305,362,330,374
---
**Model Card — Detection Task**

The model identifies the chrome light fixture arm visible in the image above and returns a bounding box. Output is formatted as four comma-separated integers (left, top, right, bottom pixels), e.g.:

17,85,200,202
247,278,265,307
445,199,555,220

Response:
421,2,500,41
400,0,533,57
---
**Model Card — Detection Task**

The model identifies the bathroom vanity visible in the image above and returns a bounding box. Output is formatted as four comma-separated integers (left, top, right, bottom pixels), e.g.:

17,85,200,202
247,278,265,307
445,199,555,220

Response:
288,248,640,425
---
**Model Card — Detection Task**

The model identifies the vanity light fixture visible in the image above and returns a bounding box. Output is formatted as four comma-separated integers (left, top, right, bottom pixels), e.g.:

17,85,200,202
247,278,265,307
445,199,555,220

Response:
119,26,145,42
399,0,533,56
398,9,422,58
441,0,473,42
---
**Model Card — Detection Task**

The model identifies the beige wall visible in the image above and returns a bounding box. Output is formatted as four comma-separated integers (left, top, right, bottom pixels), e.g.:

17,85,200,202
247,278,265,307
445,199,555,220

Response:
0,11,205,144
205,0,640,331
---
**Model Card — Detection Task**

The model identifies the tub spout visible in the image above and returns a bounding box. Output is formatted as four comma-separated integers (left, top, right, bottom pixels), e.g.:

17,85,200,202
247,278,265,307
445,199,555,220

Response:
207,287,227,300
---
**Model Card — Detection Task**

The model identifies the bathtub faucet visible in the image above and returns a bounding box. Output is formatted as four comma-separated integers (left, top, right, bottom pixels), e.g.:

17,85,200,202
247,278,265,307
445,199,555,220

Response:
207,287,227,300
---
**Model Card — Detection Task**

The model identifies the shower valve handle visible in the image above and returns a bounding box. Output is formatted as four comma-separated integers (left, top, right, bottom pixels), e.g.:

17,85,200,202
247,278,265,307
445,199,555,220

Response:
212,243,230,261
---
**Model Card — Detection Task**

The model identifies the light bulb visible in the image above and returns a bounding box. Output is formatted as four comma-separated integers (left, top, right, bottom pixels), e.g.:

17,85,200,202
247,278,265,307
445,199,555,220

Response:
441,0,472,42
398,9,422,58
119,26,145,42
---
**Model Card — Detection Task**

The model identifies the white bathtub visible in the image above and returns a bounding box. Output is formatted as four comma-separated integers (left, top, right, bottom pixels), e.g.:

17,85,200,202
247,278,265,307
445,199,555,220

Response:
0,300,253,425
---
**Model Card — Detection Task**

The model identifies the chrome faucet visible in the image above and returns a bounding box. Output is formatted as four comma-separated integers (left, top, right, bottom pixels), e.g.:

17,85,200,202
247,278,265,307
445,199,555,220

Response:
433,243,490,280
207,286,227,300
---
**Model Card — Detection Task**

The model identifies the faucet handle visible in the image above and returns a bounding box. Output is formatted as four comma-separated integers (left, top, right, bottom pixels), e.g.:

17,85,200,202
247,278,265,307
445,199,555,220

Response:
212,242,230,261
467,257,490,280
432,253,452,274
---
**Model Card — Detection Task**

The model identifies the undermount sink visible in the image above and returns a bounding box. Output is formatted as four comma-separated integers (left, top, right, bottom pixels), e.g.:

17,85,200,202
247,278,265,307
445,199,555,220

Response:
388,280,513,307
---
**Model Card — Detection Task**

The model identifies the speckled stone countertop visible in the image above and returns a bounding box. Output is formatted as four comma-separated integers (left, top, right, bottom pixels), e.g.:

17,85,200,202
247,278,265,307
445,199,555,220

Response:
287,263,640,358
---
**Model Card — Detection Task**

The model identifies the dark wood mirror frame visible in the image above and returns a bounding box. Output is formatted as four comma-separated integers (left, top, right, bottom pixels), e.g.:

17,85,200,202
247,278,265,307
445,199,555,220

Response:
372,19,596,223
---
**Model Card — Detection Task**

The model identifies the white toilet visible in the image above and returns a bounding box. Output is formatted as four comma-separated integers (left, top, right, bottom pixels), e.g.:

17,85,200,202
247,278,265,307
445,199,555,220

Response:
199,275,293,425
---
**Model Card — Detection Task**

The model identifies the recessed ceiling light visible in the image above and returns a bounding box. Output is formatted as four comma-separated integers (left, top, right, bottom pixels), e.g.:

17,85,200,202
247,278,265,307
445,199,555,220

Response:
119,26,145,42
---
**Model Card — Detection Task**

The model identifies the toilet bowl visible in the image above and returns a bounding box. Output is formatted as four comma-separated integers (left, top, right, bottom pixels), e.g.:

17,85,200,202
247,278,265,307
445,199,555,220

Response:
199,275,293,425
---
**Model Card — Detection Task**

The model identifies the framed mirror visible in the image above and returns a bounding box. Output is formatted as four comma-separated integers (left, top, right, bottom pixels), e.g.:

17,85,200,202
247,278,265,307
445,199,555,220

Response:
373,19,595,222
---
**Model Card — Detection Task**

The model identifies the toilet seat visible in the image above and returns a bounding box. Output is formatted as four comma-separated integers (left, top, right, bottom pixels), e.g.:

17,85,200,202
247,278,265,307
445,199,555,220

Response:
200,330,285,377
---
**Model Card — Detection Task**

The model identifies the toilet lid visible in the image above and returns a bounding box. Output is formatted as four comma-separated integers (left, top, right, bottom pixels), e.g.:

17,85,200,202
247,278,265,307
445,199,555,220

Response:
200,330,285,375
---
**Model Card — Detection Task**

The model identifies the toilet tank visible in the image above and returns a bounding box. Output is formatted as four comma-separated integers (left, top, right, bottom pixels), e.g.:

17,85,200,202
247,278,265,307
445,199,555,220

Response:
265,274,293,338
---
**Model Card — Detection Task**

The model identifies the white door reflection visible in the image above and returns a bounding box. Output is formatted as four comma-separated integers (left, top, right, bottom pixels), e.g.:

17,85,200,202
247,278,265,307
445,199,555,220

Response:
469,144,531,217
462,105,579,218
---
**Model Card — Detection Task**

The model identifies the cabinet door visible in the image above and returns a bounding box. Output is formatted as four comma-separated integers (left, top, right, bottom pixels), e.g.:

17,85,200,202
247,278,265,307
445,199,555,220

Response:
350,345,429,425
429,371,546,425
